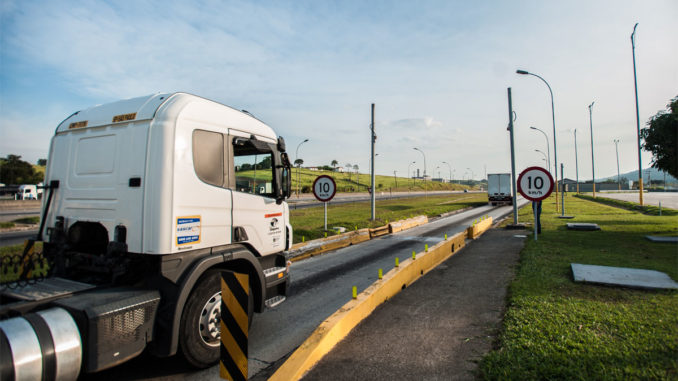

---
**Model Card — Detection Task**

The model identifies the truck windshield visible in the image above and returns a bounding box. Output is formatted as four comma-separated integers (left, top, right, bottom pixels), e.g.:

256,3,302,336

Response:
234,152,274,197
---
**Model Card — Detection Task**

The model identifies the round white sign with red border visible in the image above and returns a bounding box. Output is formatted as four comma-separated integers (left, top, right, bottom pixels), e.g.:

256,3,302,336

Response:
517,166,554,202
312,175,337,202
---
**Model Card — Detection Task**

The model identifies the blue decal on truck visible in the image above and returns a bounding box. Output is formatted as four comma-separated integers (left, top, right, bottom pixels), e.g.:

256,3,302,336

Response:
176,216,201,245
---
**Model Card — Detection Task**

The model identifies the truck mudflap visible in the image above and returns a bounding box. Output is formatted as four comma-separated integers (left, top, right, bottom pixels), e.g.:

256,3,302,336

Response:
0,307,82,381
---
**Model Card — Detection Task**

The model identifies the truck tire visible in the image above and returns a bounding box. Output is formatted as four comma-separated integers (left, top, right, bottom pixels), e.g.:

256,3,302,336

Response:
179,269,254,368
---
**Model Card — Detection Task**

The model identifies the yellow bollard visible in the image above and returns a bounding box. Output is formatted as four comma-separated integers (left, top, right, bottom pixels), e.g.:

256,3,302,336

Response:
444,233,447,240
302,236,305,242
378,268,383,279
324,232,327,238
425,244,428,252
355,226,358,231
352,286,357,299
395,257,399,267
412,251,416,260
386,219,389,224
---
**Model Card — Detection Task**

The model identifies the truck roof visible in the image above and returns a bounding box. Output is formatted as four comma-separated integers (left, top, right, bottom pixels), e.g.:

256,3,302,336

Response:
55,93,277,140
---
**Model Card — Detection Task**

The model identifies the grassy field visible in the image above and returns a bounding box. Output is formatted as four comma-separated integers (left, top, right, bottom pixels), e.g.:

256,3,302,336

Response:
290,193,487,242
288,167,474,193
576,193,678,216
480,194,678,379
0,216,40,229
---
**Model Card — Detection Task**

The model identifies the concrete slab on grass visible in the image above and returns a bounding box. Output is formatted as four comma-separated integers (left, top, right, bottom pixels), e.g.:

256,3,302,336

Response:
567,223,600,231
571,263,678,290
645,236,678,243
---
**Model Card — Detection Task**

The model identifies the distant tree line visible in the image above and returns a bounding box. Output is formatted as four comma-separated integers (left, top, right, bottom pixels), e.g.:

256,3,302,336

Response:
0,155,45,184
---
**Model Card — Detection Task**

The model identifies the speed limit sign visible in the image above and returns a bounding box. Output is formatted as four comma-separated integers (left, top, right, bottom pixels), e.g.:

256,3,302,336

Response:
313,175,336,202
517,166,554,202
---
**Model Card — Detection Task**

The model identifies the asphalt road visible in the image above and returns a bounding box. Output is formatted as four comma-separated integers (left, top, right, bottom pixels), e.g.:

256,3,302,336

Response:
287,190,480,209
594,191,678,210
87,197,527,380
0,229,39,247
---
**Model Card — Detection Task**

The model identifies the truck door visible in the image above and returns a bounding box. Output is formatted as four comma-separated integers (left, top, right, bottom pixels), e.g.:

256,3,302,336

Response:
230,135,285,256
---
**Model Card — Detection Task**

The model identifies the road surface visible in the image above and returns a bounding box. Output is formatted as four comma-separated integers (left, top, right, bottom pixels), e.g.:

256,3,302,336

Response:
86,197,528,380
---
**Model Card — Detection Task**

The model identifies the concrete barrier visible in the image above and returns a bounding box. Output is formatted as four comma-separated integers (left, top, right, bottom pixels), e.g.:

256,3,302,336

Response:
467,216,493,239
368,225,390,238
269,230,468,381
288,229,371,262
388,215,428,234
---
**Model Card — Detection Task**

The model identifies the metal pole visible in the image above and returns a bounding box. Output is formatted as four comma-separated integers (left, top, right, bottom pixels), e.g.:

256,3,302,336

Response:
533,202,538,241
631,23,644,205
371,103,376,221
574,129,580,193
508,87,518,225
614,139,621,191
295,139,309,198
517,70,559,211
561,163,565,216
324,202,327,231
414,147,427,197
408,161,415,187
589,101,596,198
530,126,550,175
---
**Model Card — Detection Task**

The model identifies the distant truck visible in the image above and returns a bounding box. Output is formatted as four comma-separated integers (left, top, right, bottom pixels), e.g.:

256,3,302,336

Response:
0,93,293,379
487,173,512,206
16,184,38,200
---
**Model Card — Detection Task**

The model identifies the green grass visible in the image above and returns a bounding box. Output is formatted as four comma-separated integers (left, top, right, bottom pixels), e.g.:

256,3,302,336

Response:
0,216,40,229
0,222,14,228
576,193,678,216
290,193,487,242
480,194,678,380
288,168,472,193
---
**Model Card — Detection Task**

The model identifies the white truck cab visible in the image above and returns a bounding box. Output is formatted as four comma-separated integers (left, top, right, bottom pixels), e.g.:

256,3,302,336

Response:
1,93,293,377
17,184,38,200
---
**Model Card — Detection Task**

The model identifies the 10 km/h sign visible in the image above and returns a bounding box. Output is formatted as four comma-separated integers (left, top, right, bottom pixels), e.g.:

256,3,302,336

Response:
517,166,554,202
312,175,336,202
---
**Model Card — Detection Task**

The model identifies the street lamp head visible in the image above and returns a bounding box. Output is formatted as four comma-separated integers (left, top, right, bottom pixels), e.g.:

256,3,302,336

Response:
303,138,309,143
530,126,537,130
413,147,420,151
516,69,529,75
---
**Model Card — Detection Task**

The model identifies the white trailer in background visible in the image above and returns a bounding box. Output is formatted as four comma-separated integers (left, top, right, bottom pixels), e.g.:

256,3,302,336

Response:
488,173,513,206
0,93,293,379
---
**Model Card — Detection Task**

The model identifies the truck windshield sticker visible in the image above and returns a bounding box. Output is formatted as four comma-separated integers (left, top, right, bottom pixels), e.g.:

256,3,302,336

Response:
177,216,201,246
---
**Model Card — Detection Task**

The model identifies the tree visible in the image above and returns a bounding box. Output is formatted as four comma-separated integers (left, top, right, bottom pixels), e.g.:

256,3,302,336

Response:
294,159,304,167
641,95,677,178
37,158,47,166
0,155,42,184
331,160,338,171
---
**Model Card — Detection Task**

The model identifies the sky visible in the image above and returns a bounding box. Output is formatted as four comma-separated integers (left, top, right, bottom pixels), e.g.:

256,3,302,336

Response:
1,0,676,182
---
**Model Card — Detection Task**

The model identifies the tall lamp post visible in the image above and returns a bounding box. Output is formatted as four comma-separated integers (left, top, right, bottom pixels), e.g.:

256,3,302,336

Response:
413,147,427,196
614,139,621,191
467,167,474,188
442,161,452,184
530,126,550,174
535,149,548,166
408,161,416,187
295,138,309,198
631,23,644,205
574,129,580,193
517,69,559,211
589,101,596,198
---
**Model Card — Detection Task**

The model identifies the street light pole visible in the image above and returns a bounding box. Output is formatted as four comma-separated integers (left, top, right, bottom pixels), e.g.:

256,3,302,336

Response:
408,161,416,188
574,129,580,193
614,139,621,191
589,101,596,198
535,149,547,166
413,147,427,196
370,103,376,221
295,138,309,198
517,69,559,211
442,161,452,184
530,126,550,174
631,23,644,205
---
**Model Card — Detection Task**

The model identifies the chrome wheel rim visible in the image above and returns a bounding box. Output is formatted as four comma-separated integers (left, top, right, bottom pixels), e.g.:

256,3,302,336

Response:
199,291,221,347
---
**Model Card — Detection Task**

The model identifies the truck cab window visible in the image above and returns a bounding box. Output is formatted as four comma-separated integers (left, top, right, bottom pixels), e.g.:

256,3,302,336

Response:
193,130,224,187
234,148,274,197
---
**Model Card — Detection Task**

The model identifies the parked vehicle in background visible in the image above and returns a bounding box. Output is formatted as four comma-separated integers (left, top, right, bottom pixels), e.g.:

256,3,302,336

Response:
487,173,512,206
16,184,38,200
0,93,293,380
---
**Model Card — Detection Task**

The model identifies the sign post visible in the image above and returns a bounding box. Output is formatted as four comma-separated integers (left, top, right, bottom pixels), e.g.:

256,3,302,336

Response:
517,167,554,241
313,175,337,231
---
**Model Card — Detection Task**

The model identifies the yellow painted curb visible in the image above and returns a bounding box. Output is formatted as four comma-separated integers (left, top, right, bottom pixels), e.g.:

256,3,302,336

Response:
289,229,371,262
269,230,468,381
467,217,493,239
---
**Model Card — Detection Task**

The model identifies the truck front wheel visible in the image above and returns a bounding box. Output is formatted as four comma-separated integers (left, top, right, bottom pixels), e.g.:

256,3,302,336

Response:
179,270,253,368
